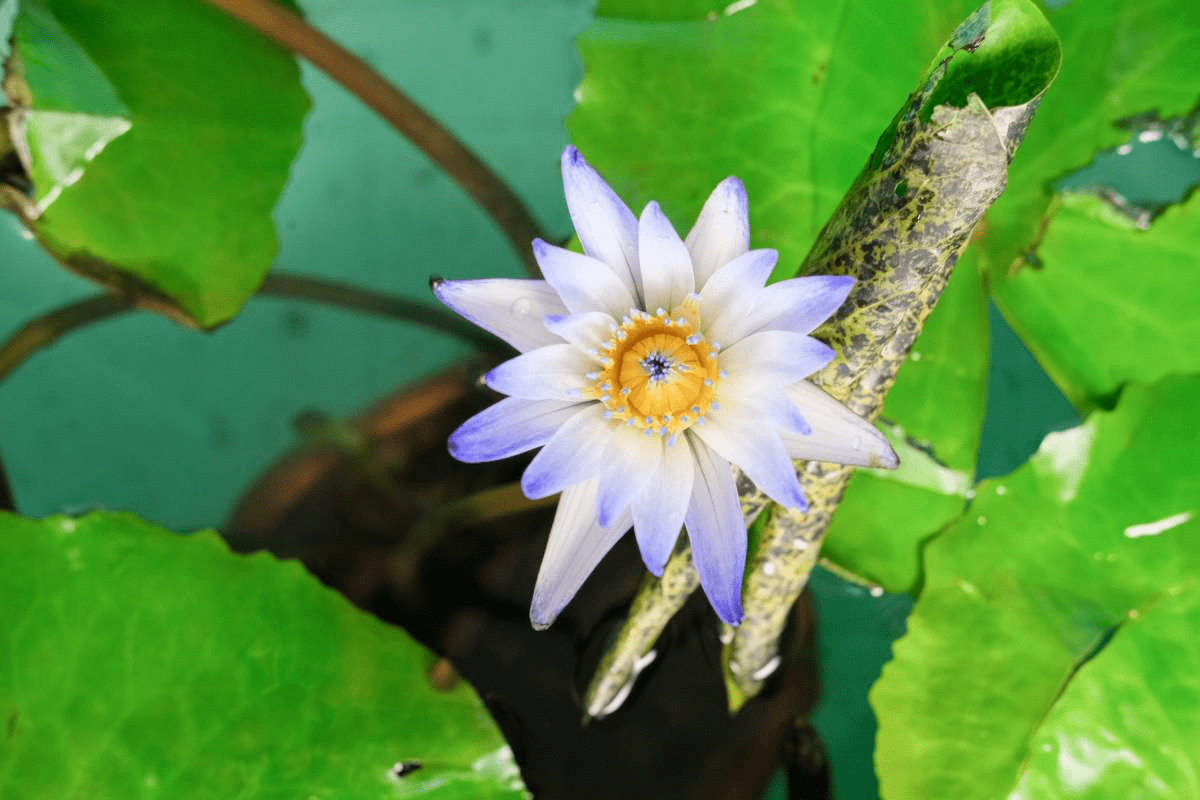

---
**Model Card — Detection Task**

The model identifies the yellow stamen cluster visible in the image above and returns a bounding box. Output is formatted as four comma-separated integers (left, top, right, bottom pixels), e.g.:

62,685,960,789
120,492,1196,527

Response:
583,299,721,438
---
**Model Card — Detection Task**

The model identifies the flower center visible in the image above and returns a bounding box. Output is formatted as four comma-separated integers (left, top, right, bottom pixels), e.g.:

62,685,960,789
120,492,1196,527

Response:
585,301,720,438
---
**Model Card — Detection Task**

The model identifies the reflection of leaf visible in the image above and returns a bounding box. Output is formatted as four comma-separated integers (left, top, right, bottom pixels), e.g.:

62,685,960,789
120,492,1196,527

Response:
0,512,526,799
872,376,1200,800
4,0,309,329
994,191,1200,408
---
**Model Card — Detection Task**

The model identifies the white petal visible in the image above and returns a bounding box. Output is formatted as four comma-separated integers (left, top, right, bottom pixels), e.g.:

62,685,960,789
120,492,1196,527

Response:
753,275,855,335
719,330,835,385
448,397,582,463
521,405,612,499
631,436,694,576
593,426,663,529
683,435,745,626
484,344,593,401
686,176,749,288
561,146,641,302
532,239,637,318
693,406,807,510
779,382,899,468
712,275,854,343
543,311,616,354
637,201,695,312
434,278,567,353
696,249,778,334
530,479,632,629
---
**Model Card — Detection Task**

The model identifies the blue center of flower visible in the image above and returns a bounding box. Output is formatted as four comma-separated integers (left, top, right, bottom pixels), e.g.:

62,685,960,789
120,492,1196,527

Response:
639,350,681,383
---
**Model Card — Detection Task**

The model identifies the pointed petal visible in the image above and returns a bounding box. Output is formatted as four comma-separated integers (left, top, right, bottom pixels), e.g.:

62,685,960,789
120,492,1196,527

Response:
747,275,856,337
778,382,899,469
631,436,694,575
484,344,593,401
532,239,637,318
705,275,853,346
593,426,662,529
694,406,807,510
719,330,836,385
683,436,745,625
686,177,750,288
521,405,612,499
696,248,778,334
530,479,632,629
434,278,568,353
448,397,582,463
543,311,617,354
561,146,641,301
637,201,696,312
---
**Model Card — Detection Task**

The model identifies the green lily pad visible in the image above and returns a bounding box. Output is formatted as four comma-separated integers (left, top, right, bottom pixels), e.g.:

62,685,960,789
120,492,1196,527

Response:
4,0,309,328
0,511,526,799
994,190,1200,408
980,0,1200,405
871,375,1200,800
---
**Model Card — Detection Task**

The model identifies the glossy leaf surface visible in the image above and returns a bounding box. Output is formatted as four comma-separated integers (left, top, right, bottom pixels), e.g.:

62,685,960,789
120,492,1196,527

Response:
0,512,526,799
872,375,1200,800
5,0,309,328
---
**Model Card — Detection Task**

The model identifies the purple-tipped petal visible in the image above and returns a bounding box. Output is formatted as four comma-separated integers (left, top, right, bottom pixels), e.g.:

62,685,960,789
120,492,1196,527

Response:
685,177,750,287
631,435,694,576
693,407,807,511
778,382,900,469
683,435,746,626
560,147,641,302
543,311,616,354
695,249,778,329
594,427,662,528
637,201,695,312
484,344,593,401
718,331,836,385
448,397,582,463
712,274,855,344
532,239,637,318
521,405,611,499
434,278,568,353
530,479,632,629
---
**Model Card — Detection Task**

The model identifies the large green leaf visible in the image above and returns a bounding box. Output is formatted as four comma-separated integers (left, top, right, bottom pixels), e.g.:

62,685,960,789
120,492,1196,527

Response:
0,512,526,799
573,0,979,282
871,375,1200,800
980,0,1200,406
994,190,1200,408
4,0,309,328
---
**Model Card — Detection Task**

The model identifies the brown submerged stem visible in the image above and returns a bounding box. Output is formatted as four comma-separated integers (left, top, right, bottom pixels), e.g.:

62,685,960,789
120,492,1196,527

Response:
0,272,502,384
205,0,546,278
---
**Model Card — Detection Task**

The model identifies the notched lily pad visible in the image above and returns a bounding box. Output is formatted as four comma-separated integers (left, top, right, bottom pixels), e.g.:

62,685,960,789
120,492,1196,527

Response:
0,510,527,799
871,375,1200,800
1,0,309,329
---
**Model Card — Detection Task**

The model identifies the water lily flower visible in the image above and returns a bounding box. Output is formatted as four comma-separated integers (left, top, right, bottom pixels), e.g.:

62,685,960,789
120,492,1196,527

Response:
434,146,897,629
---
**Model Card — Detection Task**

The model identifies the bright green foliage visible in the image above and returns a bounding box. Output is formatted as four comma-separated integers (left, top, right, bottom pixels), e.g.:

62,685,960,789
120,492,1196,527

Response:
995,191,1200,408
872,376,1200,800
0,512,526,800
981,0,1200,405
572,0,980,282
6,0,309,328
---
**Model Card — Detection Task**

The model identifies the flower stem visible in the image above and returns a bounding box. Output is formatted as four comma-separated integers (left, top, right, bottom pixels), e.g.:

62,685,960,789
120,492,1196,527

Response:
204,0,546,278
0,272,501,384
